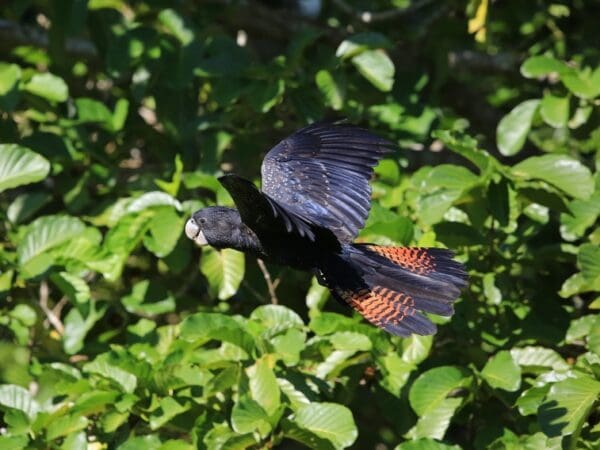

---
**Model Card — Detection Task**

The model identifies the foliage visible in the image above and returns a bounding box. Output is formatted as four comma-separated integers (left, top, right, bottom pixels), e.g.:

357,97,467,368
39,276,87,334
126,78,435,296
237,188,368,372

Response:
0,0,599,449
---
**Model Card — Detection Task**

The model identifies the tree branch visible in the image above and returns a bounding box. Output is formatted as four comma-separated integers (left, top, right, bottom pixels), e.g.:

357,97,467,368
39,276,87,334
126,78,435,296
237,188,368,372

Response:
39,280,64,335
0,19,97,60
256,258,280,305
330,0,435,23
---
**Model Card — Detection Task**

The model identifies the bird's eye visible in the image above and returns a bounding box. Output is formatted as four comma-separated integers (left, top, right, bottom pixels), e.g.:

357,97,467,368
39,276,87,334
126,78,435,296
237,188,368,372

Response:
199,218,207,224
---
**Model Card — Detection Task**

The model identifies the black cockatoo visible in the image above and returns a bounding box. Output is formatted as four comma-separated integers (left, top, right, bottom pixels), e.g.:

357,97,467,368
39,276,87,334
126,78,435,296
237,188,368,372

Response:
185,123,467,336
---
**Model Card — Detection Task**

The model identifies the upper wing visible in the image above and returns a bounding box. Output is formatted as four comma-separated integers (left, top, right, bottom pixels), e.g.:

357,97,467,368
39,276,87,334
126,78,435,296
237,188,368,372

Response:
261,122,394,243
218,174,334,244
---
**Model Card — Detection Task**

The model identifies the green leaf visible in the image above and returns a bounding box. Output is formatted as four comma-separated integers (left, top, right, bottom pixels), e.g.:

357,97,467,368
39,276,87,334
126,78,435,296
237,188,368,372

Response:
231,398,271,436
250,304,304,333
0,144,50,193
289,402,358,449
336,32,392,59
316,70,345,110
143,207,184,257
351,49,395,92
406,398,463,440
121,280,175,316
51,272,90,304
329,331,372,352
510,347,569,371
158,9,194,45
0,384,39,419
481,350,522,391
149,397,189,430
520,55,569,78
538,375,600,437
516,385,551,416
496,99,539,156
63,301,107,354
561,67,600,99
246,355,280,417
200,247,245,300
0,63,22,110
578,244,600,281
409,366,471,416
83,355,137,393
17,215,87,278
401,335,433,365
540,94,569,128
512,154,594,199
46,414,88,441
395,438,461,450
180,312,255,354
23,72,69,102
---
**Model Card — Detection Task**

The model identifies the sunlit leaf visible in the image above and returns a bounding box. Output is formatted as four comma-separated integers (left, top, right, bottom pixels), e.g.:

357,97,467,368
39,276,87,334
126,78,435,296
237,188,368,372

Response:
0,144,50,193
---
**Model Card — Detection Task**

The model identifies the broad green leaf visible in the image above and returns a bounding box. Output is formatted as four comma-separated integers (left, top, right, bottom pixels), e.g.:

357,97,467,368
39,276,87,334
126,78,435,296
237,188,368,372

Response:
516,385,551,416
481,350,522,391
351,49,395,92
118,435,162,450
540,94,569,128
406,397,462,440
409,366,471,416
330,331,372,352
566,315,597,343
75,97,113,125
512,154,594,199
149,397,189,430
0,436,30,450
7,191,52,224
510,347,569,371
496,99,539,156
250,304,304,333
246,355,280,417
277,378,311,410
401,335,433,365
0,63,21,95
282,420,336,450
17,215,87,278
46,414,88,440
395,438,461,450
520,55,569,78
421,164,478,192
83,356,137,393
336,32,392,59
0,144,50,193
231,397,271,436
316,70,345,110
378,353,415,396
200,247,245,300
51,272,90,304
0,63,21,110
289,402,357,449
23,72,68,102
121,280,175,316
306,276,330,310
158,9,194,45
0,384,39,419
143,207,184,257
180,312,255,354
561,67,600,99
538,375,600,437
578,244,600,281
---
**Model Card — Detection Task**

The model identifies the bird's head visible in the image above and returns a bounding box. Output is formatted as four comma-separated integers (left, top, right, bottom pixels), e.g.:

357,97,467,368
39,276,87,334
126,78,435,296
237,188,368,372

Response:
185,206,243,248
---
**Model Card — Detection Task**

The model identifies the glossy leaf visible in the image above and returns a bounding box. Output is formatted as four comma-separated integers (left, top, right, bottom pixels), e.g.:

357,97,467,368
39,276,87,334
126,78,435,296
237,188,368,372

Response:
0,144,50,193
496,99,539,156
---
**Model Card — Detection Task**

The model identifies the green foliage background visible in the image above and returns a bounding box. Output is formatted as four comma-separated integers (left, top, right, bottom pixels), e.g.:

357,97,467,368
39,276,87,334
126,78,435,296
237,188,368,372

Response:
1,0,599,448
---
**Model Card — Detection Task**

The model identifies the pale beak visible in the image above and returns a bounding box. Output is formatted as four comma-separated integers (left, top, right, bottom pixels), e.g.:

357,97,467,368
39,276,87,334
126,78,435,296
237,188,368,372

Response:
185,218,208,246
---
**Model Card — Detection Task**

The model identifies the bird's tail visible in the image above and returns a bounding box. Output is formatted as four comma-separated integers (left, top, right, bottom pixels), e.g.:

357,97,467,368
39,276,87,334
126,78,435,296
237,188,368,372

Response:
318,244,468,337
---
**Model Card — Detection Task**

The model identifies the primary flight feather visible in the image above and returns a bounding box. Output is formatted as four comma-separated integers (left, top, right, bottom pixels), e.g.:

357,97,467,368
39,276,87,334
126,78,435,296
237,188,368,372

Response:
185,123,467,336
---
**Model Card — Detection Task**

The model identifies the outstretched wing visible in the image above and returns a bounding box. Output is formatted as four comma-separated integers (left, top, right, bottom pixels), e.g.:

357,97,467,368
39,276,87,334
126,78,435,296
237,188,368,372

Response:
261,122,394,243
218,174,318,240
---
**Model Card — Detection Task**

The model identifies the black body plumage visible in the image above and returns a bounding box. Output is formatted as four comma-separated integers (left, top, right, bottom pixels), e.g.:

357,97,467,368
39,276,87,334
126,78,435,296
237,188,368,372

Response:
186,123,467,336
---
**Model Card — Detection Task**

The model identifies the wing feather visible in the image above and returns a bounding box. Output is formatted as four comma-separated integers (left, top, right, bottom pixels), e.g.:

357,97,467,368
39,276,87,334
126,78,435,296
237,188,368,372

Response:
261,122,394,242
